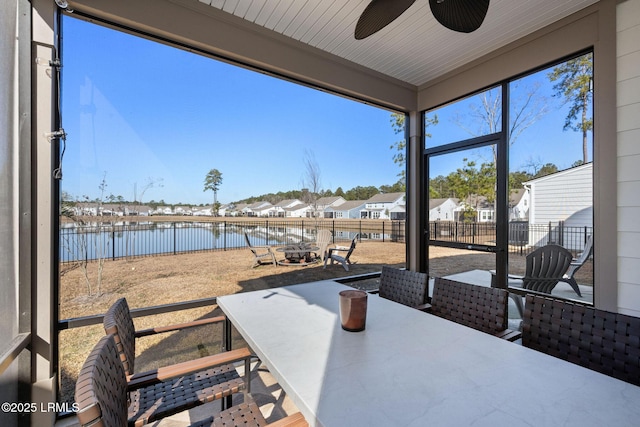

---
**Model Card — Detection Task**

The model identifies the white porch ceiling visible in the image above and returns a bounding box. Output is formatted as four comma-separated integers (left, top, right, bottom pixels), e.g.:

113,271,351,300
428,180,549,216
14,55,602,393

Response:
196,0,599,87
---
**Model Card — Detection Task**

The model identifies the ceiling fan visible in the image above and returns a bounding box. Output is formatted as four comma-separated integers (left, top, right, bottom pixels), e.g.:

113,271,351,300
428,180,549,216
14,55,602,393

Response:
354,0,490,40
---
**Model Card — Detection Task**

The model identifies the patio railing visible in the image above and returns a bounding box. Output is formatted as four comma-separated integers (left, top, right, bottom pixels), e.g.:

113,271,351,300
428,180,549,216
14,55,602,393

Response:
59,219,405,263
59,218,591,263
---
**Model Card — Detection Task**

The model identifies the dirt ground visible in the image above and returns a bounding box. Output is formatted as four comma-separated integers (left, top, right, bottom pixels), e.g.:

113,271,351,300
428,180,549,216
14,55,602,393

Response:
58,241,593,403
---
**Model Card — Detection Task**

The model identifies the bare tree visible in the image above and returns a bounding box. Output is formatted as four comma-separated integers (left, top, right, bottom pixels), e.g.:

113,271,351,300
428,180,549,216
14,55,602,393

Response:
453,83,549,164
62,172,111,296
301,150,322,219
136,176,164,206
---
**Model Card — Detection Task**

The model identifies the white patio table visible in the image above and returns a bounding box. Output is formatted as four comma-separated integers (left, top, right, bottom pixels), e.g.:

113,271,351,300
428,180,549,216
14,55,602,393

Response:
217,280,640,427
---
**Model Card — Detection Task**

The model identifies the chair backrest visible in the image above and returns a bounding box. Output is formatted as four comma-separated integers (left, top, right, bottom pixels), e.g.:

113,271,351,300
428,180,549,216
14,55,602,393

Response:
315,229,332,258
431,277,508,335
343,235,358,260
522,294,640,386
75,334,128,427
104,297,137,375
522,244,573,293
379,266,429,307
573,234,594,265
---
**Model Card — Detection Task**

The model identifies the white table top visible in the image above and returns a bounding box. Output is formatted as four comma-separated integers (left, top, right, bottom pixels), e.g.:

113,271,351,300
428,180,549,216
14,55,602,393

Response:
218,280,640,427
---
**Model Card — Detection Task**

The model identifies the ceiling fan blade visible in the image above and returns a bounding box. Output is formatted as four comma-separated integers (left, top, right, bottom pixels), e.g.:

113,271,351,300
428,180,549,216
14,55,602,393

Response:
429,0,490,33
355,0,417,40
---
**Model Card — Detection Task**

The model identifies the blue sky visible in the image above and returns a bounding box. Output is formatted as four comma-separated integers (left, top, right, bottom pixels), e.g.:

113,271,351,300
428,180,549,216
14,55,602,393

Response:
61,16,592,205
61,16,401,206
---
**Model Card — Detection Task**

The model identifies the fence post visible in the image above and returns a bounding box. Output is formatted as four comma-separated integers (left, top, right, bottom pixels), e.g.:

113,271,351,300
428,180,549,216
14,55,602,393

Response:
266,220,269,245
332,220,335,243
112,228,116,261
382,221,385,243
301,219,304,242
224,221,227,251
173,222,177,255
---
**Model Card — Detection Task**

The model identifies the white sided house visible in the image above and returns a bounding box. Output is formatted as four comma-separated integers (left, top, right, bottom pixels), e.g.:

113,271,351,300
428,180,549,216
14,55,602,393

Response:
509,189,530,221
273,199,304,217
314,196,346,218
243,201,273,217
284,203,311,218
429,198,458,221
362,192,405,219
325,200,367,219
524,163,593,249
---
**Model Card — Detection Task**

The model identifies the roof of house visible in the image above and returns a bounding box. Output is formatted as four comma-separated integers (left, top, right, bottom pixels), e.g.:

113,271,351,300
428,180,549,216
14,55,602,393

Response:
509,189,527,205
366,192,405,203
429,198,458,209
316,196,345,206
524,162,593,185
330,200,366,211
284,204,310,212
275,199,302,208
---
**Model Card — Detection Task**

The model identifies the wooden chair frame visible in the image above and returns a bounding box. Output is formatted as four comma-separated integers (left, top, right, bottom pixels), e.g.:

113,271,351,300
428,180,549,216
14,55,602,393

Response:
103,298,251,426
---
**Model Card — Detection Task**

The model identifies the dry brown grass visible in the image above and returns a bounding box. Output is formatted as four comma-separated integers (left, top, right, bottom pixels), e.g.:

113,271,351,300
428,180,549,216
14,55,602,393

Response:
58,241,592,404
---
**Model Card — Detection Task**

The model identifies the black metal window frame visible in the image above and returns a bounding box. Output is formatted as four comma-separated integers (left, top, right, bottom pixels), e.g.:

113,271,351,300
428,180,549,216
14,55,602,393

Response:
422,49,594,291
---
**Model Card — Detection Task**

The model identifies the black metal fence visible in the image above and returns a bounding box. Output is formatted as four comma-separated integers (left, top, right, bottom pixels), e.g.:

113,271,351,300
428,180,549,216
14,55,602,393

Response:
59,219,406,263
429,220,592,256
60,219,590,263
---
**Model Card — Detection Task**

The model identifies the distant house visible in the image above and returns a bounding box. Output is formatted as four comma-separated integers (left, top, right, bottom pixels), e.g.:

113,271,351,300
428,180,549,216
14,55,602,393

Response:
455,195,494,223
524,163,593,248
228,203,248,216
126,205,152,216
284,203,311,218
154,206,174,215
362,192,405,219
429,198,458,221
325,200,366,219
192,207,212,216
509,189,529,221
389,204,406,221
273,199,304,217
173,206,191,216
75,202,100,216
313,196,346,218
243,201,273,217
217,204,230,217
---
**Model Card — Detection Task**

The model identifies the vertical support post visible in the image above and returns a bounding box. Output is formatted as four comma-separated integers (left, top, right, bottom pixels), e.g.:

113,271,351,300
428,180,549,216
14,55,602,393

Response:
494,81,510,289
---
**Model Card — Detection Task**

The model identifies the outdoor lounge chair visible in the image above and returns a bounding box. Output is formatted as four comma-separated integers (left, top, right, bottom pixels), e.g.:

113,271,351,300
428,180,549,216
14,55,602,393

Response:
491,243,579,316
75,334,308,427
313,229,333,261
323,234,358,271
563,234,593,293
103,298,252,426
374,266,430,311
428,277,521,341
244,232,277,268
522,294,640,386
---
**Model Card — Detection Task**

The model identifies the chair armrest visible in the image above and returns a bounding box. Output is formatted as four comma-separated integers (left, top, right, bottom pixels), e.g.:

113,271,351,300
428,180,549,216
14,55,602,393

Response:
135,315,227,338
267,412,308,427
127,347,252,390
253,244,273,250
494,329,521,342
414,303,432,312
